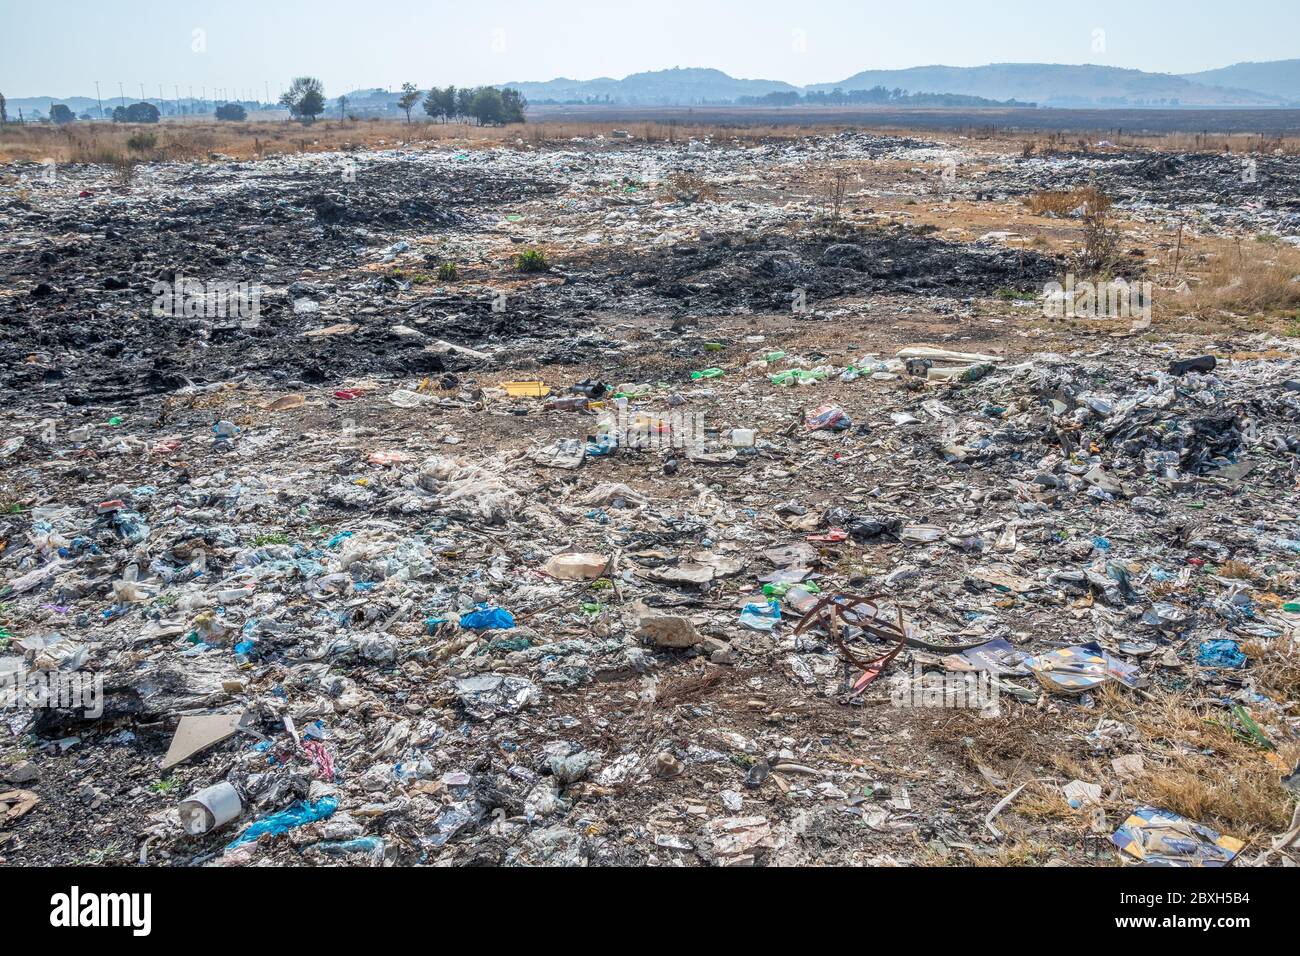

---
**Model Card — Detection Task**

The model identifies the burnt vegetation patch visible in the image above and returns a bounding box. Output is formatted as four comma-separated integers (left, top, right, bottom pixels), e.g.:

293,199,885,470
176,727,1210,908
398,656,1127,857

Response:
565,226,1063,314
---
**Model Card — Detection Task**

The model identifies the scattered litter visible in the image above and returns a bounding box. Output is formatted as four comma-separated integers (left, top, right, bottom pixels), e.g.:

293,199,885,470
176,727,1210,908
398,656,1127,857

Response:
1111,807,1243,867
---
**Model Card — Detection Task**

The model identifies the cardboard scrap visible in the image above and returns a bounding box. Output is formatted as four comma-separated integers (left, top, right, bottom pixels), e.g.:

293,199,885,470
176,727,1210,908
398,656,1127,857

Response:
162,711,250,770
0,789,39,821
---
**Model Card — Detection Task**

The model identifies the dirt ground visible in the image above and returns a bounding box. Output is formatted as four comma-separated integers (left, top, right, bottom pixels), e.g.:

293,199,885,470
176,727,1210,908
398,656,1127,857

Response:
1,126,1298,867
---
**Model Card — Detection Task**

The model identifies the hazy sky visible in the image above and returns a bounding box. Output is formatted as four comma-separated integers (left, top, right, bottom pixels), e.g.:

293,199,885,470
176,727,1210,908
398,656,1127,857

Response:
3,0,1299,99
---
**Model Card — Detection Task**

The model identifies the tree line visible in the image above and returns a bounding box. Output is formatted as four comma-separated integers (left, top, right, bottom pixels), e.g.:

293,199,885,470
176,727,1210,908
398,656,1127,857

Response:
401,83,525,125
289,78,526,125
737,86,1034,108
0,79,529,127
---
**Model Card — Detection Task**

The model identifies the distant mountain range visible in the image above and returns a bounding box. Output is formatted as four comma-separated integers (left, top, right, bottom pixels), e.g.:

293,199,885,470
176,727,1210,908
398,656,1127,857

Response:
1180,59,1300,100
804,63,1294,107
504,68,799,105
507,61,1300,109
7,59,1300,117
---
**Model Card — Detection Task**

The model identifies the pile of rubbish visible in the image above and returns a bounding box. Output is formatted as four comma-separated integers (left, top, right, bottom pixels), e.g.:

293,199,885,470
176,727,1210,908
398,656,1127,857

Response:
2,128,1298,867
3,334,1297,866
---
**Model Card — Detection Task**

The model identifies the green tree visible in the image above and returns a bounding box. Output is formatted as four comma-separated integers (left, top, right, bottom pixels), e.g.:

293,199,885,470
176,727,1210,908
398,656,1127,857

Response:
397,83,421,124
424,85,455,122
280,77,325,124
49,103,75,124
0,92,7,125
455,87,473,123
115,102,159,123
500,88,527,124
422,87,443,122
469,86,503,126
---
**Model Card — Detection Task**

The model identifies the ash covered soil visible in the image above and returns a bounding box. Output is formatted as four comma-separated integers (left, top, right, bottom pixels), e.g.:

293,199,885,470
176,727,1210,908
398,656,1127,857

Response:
1,131,1299,867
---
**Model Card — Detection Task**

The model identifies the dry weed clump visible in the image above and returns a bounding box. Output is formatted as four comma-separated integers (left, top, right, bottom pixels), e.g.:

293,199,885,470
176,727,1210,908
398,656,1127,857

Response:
1242,636,1300,702
1173,241,1300,318
1134,756,1295,836
662,171,719,203
915,681,1298,849
1023,187,1112,217
913,705,1063,773
1093,687,1298,838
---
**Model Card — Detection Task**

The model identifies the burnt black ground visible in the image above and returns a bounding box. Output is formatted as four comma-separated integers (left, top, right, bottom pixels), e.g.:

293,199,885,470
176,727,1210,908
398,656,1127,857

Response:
0,157,1061,404
984,151,1300,223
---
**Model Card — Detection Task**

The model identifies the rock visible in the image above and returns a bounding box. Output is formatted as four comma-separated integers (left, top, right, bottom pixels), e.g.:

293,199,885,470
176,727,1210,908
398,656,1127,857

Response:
1083,465,1125,497
3,761,38,785
653,752,683,778
543,553,609,581
548,751,592,785
638,614,701,648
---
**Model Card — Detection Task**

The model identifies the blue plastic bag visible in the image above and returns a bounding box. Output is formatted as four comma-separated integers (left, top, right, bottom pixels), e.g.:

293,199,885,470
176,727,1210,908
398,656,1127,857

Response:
460,604,516,630
739,600,781,631
1198,639,1246,669
226,796,338,849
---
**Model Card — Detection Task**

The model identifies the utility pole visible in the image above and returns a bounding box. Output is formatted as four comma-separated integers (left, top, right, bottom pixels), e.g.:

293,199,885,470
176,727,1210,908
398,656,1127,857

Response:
118,82,125,109
95,81,103,119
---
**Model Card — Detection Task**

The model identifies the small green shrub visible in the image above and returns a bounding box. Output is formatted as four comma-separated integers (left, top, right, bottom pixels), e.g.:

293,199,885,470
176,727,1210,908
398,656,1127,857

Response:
515,249,548,273
125,131,157,154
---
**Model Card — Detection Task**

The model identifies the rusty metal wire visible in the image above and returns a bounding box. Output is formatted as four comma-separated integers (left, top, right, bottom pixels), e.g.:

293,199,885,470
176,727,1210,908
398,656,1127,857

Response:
791,592,906,672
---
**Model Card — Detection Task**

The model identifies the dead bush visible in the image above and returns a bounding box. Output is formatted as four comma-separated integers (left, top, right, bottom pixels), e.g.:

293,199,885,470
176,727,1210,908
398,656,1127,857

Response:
1023,187,1111,217
663,171,718,203
1073,200,1123,277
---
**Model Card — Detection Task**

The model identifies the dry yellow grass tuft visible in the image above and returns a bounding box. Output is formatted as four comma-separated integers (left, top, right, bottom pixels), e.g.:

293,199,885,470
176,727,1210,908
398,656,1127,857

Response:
1023,187,1112,217
1135,757,1294,836
1178,242,1300,316
1094,687,1298,838
1243,636,1300,702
